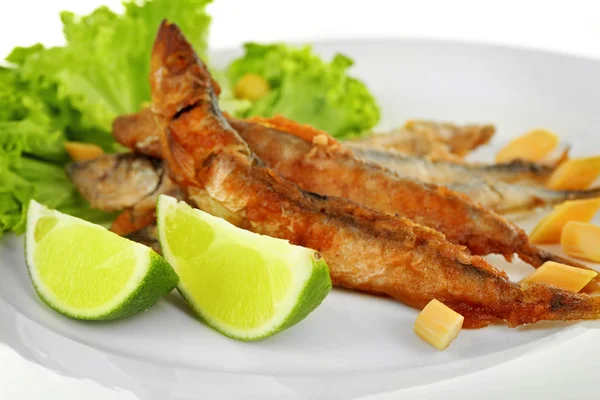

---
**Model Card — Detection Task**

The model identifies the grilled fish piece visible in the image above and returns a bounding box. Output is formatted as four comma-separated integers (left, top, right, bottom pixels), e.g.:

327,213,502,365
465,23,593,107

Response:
144,21,600,327
346,146,554,186
113,108,593,281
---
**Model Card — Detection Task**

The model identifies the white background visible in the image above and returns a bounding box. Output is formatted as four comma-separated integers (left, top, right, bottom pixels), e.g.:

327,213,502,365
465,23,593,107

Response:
2,1,600,399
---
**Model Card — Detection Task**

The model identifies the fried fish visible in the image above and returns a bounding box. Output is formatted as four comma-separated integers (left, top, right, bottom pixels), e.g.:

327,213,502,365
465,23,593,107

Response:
66,153,182,236
348,146,554,186
347,120,494,161
348,146,600,213
141,21,600,327
111,108,592,280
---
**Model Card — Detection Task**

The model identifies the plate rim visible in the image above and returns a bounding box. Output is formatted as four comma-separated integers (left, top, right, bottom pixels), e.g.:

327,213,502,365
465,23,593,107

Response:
2,36,600,398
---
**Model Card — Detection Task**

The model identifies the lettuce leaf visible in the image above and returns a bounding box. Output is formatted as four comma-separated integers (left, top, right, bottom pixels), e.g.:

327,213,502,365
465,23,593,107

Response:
12,0,212,134
211,68,252,116
227,43,380,139
0,155,114,237
0,0,212,237
0,67,113,236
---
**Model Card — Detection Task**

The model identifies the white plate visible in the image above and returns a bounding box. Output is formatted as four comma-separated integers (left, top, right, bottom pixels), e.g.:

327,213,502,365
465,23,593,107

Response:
2,39,600,400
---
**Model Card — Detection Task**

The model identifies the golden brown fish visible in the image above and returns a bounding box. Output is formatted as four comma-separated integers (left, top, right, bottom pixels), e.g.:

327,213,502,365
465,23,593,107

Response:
144,21,600,328
113,107,593,284
347,146,554,186
65,154,164,212
348,146,600,213
113,109,554,189
348,121,494,161
347,128,461,161
452,180,600,214
66,153,182,236
404,120,495,157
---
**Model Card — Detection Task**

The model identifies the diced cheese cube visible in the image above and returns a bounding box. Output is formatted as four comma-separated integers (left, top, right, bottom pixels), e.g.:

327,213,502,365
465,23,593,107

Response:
64,141,104,162
495,129,558,163
561,221,600,263
234,73,270,102
414,299,464,351
521,261,598,292
546,156,600,190
530,198,600,244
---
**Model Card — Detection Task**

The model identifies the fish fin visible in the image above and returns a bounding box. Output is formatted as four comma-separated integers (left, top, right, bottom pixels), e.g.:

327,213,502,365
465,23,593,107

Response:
247,115,338,145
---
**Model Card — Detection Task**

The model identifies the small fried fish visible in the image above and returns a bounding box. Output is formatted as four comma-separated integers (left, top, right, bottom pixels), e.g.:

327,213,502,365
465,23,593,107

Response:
348,121,494,161
112,102,596,286
404,120,495,157
66,154,163,212
143,21,600,327
66,153,182,236
348,146,554,186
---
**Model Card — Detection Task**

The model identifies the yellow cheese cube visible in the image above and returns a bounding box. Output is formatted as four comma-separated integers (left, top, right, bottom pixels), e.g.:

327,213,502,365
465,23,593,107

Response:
234,73,270,102
561,221,600,262
496,129,558,163
521,261,598,292
414,299,464,351
530,198,600,244
64,141,104,162
546,156,600,190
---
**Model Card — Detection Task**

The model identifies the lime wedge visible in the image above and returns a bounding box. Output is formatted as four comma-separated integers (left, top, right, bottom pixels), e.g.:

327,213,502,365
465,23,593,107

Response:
25,200,179,320
156,195,331,341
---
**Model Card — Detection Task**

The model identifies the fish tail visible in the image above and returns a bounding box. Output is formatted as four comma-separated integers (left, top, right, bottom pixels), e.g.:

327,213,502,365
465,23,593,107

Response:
507,284,600,327
533,248,600,292
556,188,600,203
519,244,600,291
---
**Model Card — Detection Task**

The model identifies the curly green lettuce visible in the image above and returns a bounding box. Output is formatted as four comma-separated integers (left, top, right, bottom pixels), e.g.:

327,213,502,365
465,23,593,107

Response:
11,0,212,134
226,43,380,139
0,0,212,237
0,67,113,236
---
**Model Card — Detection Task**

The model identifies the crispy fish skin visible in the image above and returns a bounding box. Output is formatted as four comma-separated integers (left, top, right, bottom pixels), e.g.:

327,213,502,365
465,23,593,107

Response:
66,154,162,212
228,117,600,280
114,110,527,260
69,151,593,290
66,153,182,235
348,121,494,161
348,146,600,213
147,21,600,327
347,128,462,162
404,120,495,157
348,146,553,186
114,110,552,187
113,109,163,158
112,102,598,284
453,180,600,214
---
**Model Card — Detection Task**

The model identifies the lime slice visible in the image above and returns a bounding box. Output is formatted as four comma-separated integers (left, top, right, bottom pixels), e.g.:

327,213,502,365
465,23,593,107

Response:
156,195,332,341
25,200,179,320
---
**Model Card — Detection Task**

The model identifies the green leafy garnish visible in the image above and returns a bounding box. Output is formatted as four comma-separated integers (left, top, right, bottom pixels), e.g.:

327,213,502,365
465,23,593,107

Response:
11,0,212,133
227,43,380,139
0,0,212,237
